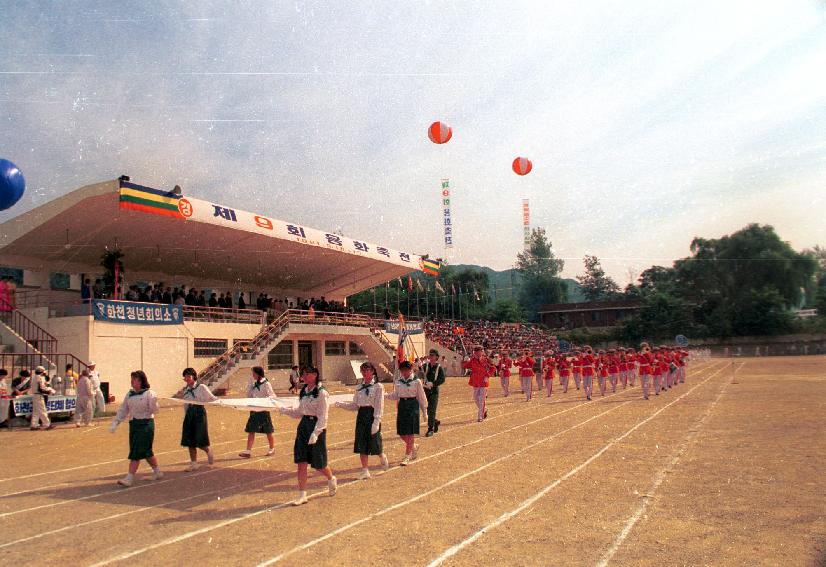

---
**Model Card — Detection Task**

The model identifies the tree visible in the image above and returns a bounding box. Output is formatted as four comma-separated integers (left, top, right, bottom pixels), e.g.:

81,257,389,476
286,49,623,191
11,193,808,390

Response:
515,228,567,321
487,299,525,322
576,255,621,301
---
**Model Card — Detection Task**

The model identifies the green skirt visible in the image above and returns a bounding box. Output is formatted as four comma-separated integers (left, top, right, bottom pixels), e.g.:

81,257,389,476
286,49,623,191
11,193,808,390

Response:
396,397,420,436
354,406,383,455
128,418,155,461
181,405,210,448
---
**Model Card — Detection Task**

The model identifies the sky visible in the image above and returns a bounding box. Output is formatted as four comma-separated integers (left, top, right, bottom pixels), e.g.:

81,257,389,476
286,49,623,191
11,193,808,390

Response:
1,0,825,286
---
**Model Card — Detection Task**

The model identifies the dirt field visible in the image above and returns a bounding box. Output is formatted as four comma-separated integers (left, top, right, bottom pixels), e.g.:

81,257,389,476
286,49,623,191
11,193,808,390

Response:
1,356,824,566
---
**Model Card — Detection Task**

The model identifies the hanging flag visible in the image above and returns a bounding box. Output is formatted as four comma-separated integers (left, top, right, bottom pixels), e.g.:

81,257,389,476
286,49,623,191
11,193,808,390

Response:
408,276,413,291
474,287,481,301
397,314,407,366
420,257,442,277
416,279,424,292
397,276,403,287
441,179,453,249
451,283,456,295
435,281,445,293
522,199,531,248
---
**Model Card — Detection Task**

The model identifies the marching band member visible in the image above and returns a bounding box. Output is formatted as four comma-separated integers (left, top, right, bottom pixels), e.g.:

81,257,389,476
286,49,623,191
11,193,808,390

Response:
180,368,217,471
74,369,94,427
607,349,620,393
280,366,336,505
571,349,582,390
386,360,429,464
335,362,389,479
463,346,492,418
498,351,514,397
596,350,608,397
420,349,446,436
239,366,276,458
109,370,162,487
638,343,654,400
30,366,56,430
678,348,689,383
542,351,556,397
581,346,596,401
618,348,628,389
514,350,536,402
627,348,638,387
557,352,572,393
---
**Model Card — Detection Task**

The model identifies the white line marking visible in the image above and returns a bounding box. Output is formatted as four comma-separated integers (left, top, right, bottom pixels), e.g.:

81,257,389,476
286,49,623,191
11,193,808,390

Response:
425,364,729,567
595,362,743,567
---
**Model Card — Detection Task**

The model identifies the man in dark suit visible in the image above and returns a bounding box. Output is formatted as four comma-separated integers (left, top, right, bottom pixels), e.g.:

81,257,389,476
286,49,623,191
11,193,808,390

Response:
420,348,446,436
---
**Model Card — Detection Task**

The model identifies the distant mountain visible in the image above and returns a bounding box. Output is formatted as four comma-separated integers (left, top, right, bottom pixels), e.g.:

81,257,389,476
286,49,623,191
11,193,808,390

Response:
450,264,586,303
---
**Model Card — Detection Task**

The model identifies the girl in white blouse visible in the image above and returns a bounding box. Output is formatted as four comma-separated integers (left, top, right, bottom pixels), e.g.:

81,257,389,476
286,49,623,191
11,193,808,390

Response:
180,367,218,471
279,366,337,505
386,360,428,466
334,361,390,479
239,367,276,458
109,371,162,487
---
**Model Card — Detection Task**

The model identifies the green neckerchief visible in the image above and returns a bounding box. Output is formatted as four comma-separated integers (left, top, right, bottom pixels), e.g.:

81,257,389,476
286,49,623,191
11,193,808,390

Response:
128,388,147,398
252,378,268,391
358,378,376,394
398,377,416,386
301,384,325,399
183,385,197,398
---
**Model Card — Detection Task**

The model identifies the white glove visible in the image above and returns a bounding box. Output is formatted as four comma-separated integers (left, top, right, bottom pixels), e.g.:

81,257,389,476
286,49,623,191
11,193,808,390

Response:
424,382,433,389
308,431,319,445
108,421,119,433
371,421,380,435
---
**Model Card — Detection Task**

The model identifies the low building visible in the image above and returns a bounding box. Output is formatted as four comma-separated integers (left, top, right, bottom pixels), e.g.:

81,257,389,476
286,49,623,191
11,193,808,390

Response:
538,300,642,329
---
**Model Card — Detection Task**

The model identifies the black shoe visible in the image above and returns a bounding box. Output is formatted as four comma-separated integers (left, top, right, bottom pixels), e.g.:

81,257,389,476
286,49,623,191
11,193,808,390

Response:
434,420,440,432
425,429,434,437
483,410,488,419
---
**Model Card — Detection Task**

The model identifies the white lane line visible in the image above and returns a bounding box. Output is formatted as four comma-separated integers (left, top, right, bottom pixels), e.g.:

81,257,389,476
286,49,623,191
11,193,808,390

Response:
425,363,729,567
257,401,634,565
84,366,682,567
595,362,743,567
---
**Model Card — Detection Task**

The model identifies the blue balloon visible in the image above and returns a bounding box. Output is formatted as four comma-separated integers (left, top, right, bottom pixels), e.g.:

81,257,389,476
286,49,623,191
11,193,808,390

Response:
0,159,25,211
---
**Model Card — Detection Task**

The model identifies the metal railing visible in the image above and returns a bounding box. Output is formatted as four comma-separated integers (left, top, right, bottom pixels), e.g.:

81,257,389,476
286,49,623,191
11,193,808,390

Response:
0,297,58,354
181,305,265,325
0,352,89,389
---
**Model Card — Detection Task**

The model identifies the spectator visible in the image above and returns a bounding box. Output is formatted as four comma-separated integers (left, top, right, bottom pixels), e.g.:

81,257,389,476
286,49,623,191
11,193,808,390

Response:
208,293,218,307
237,292,247,310
12,369,31,397
81,278,92,303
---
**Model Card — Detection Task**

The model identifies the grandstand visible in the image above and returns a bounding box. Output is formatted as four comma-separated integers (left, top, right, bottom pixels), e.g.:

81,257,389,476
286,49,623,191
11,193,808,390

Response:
0,178,426,400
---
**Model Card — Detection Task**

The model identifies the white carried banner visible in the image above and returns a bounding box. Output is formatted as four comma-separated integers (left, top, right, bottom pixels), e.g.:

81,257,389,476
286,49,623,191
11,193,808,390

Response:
176,195,421,269
167,393,354,412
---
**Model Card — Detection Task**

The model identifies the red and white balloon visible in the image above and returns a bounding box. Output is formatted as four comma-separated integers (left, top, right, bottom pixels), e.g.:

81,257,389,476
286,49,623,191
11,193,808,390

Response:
428,121,452,144
512,157,532,176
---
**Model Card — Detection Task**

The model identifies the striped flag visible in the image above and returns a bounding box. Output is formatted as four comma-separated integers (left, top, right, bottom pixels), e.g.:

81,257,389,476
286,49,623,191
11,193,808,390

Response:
416,279,424,292
408,276,413,291
435,281,445,293
420,257,441,277
119,180,183,218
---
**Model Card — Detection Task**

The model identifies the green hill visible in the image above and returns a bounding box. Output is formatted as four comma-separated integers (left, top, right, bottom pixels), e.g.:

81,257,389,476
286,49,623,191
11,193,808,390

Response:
450,264,585,303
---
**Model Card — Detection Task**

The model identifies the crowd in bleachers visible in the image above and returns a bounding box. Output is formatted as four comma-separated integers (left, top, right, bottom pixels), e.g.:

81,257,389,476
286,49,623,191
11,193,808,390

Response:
424,319,559,354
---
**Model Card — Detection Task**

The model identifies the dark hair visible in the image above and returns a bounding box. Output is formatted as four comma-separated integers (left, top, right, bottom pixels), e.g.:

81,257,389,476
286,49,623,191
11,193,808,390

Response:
399,360,413,370
360,362,377,377
428,348,439,357
65,364,73,370
252,366,265,378
20,369,30,377
130,370,150,390
0,369,7,377
182,367,197,379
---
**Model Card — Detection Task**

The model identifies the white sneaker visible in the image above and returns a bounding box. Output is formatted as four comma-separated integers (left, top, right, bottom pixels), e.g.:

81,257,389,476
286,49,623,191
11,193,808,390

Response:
412,445,419,460
151,469,164,481
400,456,410,466
292,492,308,506
266,448,275,456
207,448,214,465
185,462,199,472
328,476,338,496
117,475,133,487
380,454,390,471
357,468,371,480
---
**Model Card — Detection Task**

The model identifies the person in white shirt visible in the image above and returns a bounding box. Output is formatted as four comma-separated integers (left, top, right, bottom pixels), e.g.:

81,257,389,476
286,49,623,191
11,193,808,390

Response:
88,362,106,416
279,366,336,506
334,361,389,480
30,366,56,430
180,368,218,470
109,370,162,487
385,360,428,466
74,369,94,427
239,367,276,458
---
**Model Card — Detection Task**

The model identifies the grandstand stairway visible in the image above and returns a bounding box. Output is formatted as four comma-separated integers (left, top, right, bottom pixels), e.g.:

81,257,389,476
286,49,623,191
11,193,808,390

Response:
189,310,397,395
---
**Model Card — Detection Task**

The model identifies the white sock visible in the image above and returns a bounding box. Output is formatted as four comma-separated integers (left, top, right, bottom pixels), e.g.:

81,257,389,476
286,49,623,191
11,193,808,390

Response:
125,473,134,480
298,490,307,499
152,466,160,473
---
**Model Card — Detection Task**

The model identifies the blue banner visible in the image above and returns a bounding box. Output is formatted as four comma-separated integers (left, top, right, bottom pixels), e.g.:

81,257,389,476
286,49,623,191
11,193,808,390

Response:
384,320,424,335
13,395,77,416
92,300,183,325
